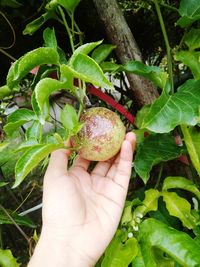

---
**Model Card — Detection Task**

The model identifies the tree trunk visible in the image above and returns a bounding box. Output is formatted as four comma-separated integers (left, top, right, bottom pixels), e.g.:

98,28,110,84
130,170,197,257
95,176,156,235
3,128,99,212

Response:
92,0,159,108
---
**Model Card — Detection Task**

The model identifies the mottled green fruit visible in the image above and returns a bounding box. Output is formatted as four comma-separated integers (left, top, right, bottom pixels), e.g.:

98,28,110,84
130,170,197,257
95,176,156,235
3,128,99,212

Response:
77,107,126,161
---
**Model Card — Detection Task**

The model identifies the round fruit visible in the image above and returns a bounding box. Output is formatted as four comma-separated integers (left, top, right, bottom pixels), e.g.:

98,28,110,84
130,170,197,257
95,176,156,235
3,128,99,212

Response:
76,107,126,161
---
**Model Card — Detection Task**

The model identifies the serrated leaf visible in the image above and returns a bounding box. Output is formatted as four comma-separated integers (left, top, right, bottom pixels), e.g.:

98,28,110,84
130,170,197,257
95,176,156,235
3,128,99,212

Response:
4,109,37,136
184,28,200,50
35,78,68,115
23,12,54,35
91,44,116,64
139,79,200,133
102,230,138,267
162,191,196,229
133,189,160,217
13,143,63,188
163,176,200,200
7,47,59,90
123,61,168,89
181,125,200,176
69,41,102,65
139,218,200,267
0,210,36,228
176,51,200,80
71,54,114,89
43,27,57,50
0,249,20,267
177,0,200,27
60,104,78,130
134,134,182,183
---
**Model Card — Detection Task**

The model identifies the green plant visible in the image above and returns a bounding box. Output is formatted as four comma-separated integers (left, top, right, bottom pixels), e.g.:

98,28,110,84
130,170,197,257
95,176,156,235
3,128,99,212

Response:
1,0,200,266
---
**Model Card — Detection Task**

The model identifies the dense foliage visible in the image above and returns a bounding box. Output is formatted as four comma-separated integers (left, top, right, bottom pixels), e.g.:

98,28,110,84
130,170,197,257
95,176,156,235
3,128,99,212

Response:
0,0,200,266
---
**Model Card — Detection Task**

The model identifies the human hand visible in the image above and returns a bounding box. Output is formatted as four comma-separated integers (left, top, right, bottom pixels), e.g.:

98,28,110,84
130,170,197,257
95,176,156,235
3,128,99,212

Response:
28,132,136,267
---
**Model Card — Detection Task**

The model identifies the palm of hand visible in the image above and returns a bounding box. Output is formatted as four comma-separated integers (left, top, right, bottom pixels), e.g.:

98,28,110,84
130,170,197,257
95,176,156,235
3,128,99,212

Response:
42,133,135,265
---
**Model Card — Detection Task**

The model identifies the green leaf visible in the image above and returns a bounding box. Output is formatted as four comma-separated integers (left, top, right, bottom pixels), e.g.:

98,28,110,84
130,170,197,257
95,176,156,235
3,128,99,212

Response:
139,218,200,267
35,78,68,115
25,121,42,141
102,230,138,267
71,54,114,89
60,104,79,131
0,142,9,152
16,139,39,152
100,62,120,73
0,210,36,228
123,61,168,89
149,199,181,229
0,249,20,267
184,28,200,50
69,41,102,65
121,200,142,225
7,47,59,90
162,191,196,229
134,134,182,183
0,182,9,187
48,0,80,12
176,51,200,80
13,143,63,188
163,176,200,200
181,125,200,176
23,12,54,35
0,85,11,99
177,0,200,27
131,246,146,267
139,79,200,133
4,109,37,136
43,27,57,50
135,105,151,129
91,44,116,64
133,189,160,218
31,92,41,118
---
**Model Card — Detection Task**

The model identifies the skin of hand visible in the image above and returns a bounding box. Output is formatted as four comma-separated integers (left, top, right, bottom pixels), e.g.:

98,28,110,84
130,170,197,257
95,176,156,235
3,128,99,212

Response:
28,132,136,267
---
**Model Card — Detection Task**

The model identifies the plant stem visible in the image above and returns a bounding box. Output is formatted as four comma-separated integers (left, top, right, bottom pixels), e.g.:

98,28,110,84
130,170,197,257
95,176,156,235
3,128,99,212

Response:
77,80,86,120
154,0,174,93
148,0,178,12
0,226,3,249
12,186,35,214
0,203,30,243
155,163,163,189
58,6,75,53
0,48,16,61
0,11,16,49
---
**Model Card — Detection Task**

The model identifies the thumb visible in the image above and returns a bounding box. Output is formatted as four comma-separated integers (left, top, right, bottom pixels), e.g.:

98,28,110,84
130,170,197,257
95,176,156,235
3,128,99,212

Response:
45,148,71,178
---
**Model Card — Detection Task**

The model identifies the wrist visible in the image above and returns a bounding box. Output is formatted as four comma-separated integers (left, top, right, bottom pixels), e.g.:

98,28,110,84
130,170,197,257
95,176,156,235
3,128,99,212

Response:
28,229,95,267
